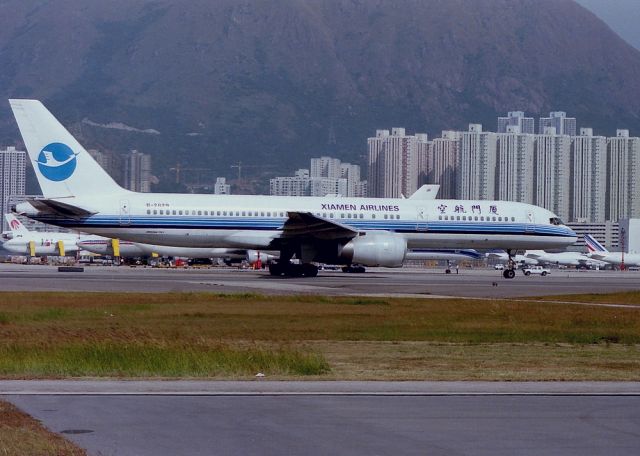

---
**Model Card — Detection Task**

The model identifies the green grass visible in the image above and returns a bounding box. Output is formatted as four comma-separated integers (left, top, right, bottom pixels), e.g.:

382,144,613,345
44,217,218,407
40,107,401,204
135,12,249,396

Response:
0,291,638,379
0,343,329,378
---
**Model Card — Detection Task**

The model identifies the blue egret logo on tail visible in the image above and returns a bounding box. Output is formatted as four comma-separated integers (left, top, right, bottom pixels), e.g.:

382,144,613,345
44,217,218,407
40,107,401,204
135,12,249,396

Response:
36,143,78,181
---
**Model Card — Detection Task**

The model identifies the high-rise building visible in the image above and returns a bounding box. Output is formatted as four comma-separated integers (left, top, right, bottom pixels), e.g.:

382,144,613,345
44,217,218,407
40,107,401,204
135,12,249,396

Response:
428,131,459,199
532,127,571,222
539,111,577,137
310,156,342,179
457,124,497,200
497,111,534,134
367,129,389,198
367,128,422,198
123,150,152,193
340,162,362,197
271,159,363,197
606,130,640,221
495,125,534,203
309,177,348,197
213,177,231,195
270,169,310,196
0,146,26,231
570,128,606,222
87,149,123,185
415,133,431,190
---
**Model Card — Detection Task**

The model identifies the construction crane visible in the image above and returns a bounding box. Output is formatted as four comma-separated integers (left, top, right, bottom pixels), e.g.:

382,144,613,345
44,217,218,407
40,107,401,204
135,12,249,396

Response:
169,163,215,184
230,161,275,180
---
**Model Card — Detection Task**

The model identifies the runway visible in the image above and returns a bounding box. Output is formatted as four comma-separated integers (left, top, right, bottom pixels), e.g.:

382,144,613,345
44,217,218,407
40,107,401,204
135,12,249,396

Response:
4,381,640,456
1,263,640,298
2,264,640,454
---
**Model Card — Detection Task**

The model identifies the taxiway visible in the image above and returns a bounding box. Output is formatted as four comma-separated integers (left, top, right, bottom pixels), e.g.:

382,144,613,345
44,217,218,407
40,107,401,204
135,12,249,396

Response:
0,263,639,298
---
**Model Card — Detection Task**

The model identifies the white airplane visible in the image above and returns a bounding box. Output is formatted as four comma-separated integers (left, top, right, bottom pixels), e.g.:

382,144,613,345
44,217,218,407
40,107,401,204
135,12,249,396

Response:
9,99,577,278
1,213,101,257
485,250,538,266
523,250,606,269
77,238,276,264
584,234,640,267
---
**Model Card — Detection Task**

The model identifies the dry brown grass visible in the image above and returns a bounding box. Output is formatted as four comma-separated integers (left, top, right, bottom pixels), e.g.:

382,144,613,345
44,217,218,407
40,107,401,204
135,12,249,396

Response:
0,291,639,380
0,400,86,455
531,290,640,306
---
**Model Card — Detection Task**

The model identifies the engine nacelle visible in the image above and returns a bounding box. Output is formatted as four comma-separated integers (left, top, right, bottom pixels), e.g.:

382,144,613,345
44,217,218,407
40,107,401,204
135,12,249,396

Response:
339,232,407,267
246,250,277,264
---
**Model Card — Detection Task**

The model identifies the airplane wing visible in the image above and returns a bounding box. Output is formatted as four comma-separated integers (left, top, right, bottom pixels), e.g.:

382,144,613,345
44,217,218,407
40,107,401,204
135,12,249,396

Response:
280,212,359,241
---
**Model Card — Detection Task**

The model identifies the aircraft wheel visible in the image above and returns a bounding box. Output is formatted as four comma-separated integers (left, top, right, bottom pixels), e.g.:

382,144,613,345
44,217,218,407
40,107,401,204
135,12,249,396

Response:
503,269,516,279
289,264,304,277
302,264,318,277
269,263,283,276
445,269,451,274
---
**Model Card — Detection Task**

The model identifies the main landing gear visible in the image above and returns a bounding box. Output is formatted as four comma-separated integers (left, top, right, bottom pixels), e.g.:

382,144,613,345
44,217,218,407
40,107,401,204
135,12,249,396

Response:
502,249,516,279
268,261,318,277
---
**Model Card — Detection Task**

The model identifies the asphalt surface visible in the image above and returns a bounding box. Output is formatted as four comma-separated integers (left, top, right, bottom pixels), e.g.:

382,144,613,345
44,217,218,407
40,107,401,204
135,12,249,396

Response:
6,387,640,456
1,263,640,298
2,264,640,455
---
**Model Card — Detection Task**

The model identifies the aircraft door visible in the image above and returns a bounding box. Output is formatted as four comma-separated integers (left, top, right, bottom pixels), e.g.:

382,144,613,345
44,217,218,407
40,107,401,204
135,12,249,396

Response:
525,211,535,233
416,207,428,232
119,200,131,226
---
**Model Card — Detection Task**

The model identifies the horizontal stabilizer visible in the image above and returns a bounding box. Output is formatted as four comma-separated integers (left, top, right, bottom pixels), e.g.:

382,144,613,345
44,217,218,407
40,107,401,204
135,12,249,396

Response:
26,198,96,218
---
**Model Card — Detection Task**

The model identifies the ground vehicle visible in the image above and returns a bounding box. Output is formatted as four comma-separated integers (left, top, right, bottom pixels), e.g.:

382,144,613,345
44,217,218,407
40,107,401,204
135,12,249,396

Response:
522,265,550,276
494,264,505,270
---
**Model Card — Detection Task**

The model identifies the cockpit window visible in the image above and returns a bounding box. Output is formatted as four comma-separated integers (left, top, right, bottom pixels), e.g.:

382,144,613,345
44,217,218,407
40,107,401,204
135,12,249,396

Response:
549,217,563,226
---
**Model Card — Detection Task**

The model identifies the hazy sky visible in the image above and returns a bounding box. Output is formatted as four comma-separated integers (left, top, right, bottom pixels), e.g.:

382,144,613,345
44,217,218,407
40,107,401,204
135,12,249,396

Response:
576,0,640,50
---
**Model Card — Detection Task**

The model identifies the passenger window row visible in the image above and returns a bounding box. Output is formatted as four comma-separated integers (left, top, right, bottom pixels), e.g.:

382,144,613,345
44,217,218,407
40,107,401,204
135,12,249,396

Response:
146,209,287,217
146,210,404,221
438,215,516,222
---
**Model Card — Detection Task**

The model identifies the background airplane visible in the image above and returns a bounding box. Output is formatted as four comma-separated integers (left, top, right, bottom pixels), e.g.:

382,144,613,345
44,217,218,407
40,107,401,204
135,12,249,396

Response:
585,234,640,267
523,250,606,269
485,250,538,266
1,214,102,257
77,238,277,265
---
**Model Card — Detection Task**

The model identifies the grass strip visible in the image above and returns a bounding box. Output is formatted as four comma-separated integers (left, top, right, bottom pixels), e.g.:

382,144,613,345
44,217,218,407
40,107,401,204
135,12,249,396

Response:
0,291,638,379
0,343,329,378
0,400,86,455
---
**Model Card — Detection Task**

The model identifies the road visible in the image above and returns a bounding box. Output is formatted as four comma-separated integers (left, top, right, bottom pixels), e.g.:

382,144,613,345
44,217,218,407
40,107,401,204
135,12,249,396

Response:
1,263,639,298
5,381,640,456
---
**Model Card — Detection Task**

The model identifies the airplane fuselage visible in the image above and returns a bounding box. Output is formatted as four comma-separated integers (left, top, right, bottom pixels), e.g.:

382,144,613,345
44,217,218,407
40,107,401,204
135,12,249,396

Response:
589,252,640,267
2,233,83,256
20,192,577,252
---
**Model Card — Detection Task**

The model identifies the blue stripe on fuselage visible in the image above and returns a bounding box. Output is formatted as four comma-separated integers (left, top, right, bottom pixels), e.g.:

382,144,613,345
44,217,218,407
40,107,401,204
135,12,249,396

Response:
32,215,577,238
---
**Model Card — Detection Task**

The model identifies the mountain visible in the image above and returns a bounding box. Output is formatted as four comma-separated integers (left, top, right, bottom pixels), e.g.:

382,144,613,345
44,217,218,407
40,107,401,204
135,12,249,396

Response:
576,0,640,51
1,0,640,190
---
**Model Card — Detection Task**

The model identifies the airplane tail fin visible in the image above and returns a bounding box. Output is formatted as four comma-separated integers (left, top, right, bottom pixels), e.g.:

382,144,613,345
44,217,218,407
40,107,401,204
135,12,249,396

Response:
9,99,126,199
584,234,608,254
5,214,29,234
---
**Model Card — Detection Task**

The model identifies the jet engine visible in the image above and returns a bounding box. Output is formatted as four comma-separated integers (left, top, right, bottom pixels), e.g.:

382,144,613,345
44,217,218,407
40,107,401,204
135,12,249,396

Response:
245,250,277,264
338,232,407,267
